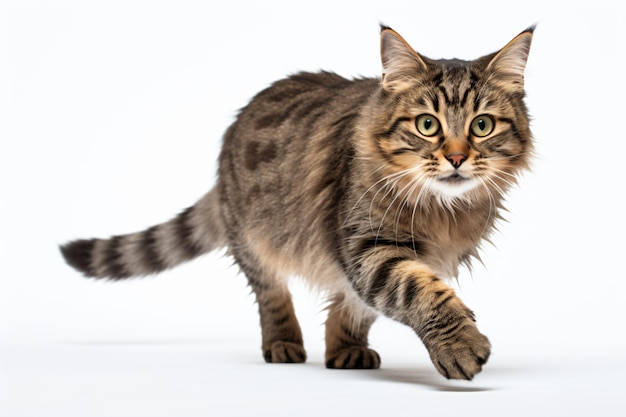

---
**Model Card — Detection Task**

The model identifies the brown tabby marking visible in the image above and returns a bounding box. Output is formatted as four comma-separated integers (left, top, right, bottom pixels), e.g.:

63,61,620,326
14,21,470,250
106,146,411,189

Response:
60,25,535,381
244,141,278,171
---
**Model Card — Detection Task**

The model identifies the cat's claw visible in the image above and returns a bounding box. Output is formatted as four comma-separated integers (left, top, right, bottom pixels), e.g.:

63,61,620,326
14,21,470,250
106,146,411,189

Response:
325,346,381,369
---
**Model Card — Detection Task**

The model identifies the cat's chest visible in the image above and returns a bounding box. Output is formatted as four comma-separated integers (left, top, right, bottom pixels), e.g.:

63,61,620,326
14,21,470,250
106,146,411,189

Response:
421,240,472,279
414,217,486,279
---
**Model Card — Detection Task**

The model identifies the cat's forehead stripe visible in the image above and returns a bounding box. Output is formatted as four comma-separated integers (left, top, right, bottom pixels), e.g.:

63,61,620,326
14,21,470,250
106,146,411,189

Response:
429,66,477,109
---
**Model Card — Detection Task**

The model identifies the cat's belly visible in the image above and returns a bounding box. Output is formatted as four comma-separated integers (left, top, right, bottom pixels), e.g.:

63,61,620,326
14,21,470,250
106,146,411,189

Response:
245,228,350,289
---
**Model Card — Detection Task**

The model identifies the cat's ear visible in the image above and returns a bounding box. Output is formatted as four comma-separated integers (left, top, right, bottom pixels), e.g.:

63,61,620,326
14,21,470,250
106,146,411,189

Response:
485,27,535,93
380,26,428,93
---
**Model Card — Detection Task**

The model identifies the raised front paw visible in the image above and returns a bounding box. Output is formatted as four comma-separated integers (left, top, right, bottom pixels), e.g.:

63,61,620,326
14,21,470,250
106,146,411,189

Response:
325,346,381,369
427,323,491,380
263,341,307,364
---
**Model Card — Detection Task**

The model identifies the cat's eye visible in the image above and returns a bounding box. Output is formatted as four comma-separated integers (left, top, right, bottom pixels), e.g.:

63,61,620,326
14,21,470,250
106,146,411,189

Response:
415,114,441,137
470,115,495,138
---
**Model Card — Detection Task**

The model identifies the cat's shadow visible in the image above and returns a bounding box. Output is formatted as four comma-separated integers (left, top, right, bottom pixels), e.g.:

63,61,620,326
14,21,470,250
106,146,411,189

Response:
65,340,494,391
338,365,495,392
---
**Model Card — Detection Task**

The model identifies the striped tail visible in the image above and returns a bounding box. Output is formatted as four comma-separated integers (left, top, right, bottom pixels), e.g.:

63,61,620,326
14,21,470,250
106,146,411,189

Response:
60,188,227,280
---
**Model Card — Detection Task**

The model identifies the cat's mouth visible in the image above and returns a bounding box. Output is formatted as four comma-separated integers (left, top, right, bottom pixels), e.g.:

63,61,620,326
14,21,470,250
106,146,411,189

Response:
438,172,470,183
430,172,479,198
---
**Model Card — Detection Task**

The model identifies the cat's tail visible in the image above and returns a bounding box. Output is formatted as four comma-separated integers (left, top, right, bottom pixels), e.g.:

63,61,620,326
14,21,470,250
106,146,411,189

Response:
59,188,227,280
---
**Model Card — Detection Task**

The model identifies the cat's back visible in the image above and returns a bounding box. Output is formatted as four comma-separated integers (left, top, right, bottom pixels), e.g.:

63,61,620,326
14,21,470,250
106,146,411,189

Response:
217,71,379,268
251,71,358,106
228,71,377,138
218,70,379,185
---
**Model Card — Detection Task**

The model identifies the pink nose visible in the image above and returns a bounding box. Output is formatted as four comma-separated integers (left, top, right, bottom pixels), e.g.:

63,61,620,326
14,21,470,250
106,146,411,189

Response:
446,153,467,168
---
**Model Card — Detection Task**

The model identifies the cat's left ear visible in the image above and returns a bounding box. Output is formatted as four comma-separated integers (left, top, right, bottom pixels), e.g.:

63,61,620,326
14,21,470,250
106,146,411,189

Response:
380,26,428,93
485,26,535,93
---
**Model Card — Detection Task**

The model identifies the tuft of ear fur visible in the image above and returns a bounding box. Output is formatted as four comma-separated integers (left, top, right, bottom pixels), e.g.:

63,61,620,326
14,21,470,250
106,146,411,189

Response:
486,27,535,93
380,26,428,93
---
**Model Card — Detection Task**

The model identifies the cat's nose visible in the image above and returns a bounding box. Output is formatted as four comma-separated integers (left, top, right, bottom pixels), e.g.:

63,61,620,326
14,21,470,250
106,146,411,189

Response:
446,153,467,169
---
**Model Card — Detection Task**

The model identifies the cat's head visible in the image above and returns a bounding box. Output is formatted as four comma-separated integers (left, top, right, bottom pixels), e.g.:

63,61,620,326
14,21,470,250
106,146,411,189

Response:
361,26,534,206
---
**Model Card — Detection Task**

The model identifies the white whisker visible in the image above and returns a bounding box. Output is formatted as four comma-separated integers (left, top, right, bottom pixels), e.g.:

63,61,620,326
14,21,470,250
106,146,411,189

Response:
374,167,425,239
476,176,498,239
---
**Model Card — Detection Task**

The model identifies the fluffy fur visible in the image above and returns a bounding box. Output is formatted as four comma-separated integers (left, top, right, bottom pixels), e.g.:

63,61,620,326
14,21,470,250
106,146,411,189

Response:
61,26,534,380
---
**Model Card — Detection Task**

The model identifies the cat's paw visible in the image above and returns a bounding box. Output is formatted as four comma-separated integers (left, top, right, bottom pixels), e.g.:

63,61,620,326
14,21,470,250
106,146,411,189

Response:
325,346,381,369
428,325,491,380
263,341,307,364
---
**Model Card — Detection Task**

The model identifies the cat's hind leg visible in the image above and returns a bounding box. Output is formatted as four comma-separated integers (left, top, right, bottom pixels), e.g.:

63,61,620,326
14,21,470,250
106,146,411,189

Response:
236,256,306,364
324,294,380,369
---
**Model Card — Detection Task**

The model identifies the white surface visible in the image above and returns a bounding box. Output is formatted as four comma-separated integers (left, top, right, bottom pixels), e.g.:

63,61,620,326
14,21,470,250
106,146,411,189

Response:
3,1,626,416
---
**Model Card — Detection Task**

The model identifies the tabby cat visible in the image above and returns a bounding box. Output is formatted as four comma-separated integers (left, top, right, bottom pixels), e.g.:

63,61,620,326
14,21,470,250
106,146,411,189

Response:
61,25,534,380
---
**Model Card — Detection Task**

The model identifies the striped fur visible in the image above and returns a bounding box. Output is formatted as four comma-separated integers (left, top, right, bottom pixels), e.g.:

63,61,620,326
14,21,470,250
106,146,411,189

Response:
60,26,534,380
61,189,227,279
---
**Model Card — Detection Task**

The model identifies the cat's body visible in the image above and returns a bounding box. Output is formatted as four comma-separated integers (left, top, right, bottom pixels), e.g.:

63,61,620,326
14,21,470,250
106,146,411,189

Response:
61,26,534,380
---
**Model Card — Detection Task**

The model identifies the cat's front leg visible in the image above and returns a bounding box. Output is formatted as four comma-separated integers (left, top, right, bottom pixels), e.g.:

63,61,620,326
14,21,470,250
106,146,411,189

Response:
324,293,381,369
352,251,491,380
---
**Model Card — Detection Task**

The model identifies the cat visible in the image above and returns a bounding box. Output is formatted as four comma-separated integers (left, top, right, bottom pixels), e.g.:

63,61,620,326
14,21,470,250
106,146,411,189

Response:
60,25,534,380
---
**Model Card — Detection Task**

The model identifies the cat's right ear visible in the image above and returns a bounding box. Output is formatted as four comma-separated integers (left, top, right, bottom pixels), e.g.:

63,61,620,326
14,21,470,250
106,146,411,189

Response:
484,27,535,94
380,26,428,93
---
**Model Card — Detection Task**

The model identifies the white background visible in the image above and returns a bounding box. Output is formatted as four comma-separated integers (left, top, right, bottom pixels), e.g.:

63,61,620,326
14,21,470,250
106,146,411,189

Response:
2,0,626,416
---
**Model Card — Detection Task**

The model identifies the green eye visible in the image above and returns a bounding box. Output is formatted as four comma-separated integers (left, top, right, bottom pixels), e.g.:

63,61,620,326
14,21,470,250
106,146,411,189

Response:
471,115,495,137
416,114,440,137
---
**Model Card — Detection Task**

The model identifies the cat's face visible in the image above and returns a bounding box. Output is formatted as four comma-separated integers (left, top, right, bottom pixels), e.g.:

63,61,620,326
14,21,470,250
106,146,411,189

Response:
362,28,533,205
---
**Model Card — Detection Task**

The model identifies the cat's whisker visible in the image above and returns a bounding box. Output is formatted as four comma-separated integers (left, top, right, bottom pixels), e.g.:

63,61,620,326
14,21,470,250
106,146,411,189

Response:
374,168,425,239
483,180,507,202
482,171,515,196
486,166,521,185
366,168,416,232
475,177,499,239
343,165,405,228
484,153,527,163
409,176,434,252
383,167,431,241
365,172,409,233
395,171,430,247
